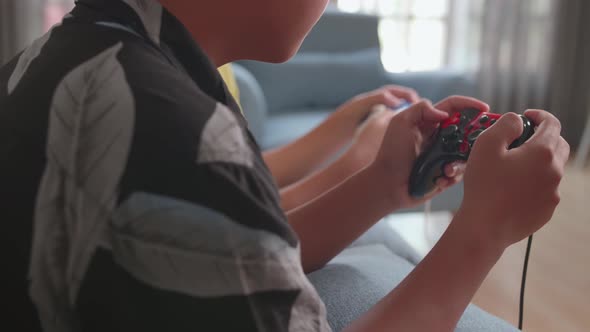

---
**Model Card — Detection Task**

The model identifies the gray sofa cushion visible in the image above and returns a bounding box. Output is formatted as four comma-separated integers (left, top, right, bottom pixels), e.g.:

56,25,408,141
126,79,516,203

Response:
262,109,333,149
240,48,387,115
387,70,477,103
308,244,518,332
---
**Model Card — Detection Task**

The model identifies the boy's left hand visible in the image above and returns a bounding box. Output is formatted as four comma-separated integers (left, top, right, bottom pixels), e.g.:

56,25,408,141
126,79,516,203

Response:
372,96,490,209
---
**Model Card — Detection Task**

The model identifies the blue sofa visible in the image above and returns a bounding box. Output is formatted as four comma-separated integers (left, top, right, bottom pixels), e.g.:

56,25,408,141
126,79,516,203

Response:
233,9,476,213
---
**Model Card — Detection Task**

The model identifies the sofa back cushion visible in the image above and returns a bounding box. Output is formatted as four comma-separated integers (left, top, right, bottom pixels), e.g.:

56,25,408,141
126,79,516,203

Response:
240,48,388,114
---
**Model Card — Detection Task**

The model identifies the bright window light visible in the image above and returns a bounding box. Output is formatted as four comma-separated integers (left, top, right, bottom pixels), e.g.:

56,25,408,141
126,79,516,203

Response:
337,0,450,73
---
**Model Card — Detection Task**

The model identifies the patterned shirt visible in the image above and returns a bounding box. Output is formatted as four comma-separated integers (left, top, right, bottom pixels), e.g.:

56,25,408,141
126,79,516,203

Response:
0,0,329,331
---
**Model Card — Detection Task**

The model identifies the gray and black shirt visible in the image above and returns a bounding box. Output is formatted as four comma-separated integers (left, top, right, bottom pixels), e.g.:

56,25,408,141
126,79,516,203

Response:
0,0,329,331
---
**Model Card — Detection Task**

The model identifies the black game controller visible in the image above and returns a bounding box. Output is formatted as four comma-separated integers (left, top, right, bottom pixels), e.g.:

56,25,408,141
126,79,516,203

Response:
409,109,535,198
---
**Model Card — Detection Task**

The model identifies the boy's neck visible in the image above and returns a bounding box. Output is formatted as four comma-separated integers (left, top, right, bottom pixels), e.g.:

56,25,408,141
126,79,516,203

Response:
154,0,230,67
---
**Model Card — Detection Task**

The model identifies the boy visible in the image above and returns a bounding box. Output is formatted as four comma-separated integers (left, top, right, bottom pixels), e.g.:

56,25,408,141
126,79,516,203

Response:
0,0,569,331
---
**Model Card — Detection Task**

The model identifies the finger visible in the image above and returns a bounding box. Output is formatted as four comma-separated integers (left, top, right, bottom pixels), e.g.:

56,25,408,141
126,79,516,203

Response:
356,105,391,132
435,95,490,115
434,174,464,190
436,174,464,189
367,104,388,120
478,112,524,151
372,107,397,124
354,91,401,111
524,109,559,128
444,162,467,178
449,173,464,185
435,177,451,189
384,85,421,103
405,99,449,124
378,91,403,108
524,109,562,147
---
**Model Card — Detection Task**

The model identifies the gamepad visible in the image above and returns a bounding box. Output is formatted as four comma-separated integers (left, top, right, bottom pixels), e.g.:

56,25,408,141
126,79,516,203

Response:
409,109,535,198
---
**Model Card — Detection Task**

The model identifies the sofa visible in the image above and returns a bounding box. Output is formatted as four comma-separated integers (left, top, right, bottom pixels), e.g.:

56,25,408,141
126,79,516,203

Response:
233,8,476,213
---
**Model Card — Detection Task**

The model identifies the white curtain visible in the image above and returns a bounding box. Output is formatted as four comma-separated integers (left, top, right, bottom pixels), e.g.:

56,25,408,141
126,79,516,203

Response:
477,0,556,113
547,1,590,151
447,0,556,111
449,0,589,148
0,0,75,66
0,0,45,65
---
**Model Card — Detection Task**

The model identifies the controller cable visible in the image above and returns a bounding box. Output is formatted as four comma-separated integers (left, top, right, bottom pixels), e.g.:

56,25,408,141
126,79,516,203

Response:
519,235,533,330
423,205,533,331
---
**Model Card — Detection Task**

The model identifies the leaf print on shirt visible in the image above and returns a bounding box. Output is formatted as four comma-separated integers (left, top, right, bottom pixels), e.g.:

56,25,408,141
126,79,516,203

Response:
197,102,255,168
29,42,135,332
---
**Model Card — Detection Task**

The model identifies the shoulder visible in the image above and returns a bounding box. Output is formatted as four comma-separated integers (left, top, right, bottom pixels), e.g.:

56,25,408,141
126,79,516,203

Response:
1,20,207,113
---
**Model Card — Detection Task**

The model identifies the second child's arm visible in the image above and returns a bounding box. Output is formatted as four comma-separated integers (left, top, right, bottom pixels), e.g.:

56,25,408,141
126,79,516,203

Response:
264,86,418,188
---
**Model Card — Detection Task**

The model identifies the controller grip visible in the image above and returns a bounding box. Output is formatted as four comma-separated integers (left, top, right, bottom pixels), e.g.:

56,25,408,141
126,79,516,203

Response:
408,154,466,198
409,115,535,198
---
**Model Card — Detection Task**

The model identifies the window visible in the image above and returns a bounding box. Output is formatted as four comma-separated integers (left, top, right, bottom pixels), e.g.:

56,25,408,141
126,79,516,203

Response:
337,0,451,73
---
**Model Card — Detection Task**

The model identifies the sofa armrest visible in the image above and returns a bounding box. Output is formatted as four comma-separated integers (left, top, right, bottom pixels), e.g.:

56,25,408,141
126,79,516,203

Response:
232,63,268,142
384,70,478,103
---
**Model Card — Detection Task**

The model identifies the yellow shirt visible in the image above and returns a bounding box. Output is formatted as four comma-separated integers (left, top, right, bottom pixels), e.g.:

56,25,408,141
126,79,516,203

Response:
218,64,241,105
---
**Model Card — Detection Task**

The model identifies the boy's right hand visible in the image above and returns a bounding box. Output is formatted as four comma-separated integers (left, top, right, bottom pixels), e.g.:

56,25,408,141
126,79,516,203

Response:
458,110,570,248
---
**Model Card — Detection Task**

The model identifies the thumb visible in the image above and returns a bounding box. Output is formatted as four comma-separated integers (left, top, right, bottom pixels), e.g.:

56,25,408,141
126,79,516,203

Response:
362,91,400,109
481,112,524,151
404,99,449,124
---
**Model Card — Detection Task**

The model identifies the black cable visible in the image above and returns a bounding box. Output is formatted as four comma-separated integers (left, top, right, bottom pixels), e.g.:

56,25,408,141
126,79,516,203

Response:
519,235,533,330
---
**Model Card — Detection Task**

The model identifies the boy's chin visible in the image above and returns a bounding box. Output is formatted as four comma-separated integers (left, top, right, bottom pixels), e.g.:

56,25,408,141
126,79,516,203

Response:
248,39,304,64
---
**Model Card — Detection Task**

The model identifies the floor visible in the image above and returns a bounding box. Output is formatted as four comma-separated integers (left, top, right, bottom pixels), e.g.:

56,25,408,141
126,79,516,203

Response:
473,166,590,332
391,165,590,331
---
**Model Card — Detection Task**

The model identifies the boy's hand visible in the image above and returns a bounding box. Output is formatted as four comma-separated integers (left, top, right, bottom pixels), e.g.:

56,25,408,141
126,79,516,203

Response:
458,110,570,248
373,96,490,209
